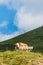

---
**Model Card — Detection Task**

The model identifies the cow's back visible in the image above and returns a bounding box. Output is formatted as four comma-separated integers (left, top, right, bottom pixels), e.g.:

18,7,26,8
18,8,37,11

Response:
19,42,28,47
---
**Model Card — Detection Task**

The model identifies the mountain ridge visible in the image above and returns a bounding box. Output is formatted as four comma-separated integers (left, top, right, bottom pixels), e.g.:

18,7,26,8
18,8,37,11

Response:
0,26,43,43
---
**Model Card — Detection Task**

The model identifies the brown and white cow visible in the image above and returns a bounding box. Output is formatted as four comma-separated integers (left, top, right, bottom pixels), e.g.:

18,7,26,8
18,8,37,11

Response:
15,42,33,51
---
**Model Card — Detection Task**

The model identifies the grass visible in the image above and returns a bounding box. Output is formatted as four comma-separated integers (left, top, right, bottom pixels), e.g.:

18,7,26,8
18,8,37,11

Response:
0,50,43,65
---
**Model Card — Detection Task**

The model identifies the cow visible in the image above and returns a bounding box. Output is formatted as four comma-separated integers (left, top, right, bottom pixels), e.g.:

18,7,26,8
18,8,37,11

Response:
15,42,33,51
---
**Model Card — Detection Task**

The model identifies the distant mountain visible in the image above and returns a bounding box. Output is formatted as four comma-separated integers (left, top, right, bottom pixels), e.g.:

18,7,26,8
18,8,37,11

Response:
0,26,43,52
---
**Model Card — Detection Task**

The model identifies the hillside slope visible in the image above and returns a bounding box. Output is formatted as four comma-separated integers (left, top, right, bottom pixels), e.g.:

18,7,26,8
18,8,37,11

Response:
0,26,43,52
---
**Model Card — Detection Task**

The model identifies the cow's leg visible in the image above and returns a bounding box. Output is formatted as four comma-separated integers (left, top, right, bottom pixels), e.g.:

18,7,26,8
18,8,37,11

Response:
15,47,18,50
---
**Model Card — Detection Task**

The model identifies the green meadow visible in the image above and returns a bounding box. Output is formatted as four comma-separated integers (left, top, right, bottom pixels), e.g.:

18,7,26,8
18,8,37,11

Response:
0,50,43,65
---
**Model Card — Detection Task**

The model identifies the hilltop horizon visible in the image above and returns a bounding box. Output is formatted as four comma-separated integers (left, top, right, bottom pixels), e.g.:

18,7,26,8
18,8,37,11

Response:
0,26,43,42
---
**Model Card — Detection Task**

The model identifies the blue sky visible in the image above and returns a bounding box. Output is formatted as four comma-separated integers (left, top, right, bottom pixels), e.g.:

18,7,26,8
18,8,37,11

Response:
0,5,18,34
0,0,43,41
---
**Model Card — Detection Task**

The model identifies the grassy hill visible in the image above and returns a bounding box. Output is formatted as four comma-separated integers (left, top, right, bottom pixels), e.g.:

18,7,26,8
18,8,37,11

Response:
0,26,43,65
0,26,43,52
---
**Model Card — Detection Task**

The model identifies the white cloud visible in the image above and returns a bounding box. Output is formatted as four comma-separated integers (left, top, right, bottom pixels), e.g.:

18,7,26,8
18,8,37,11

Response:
0,0,23,10
0,0,10,5
12,0,43,32
14,7,43,32
0,21,8,27
0,31,20,42
0,0,43,11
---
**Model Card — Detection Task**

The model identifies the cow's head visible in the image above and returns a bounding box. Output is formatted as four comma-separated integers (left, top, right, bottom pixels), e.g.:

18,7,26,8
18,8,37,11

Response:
15,43,19,47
